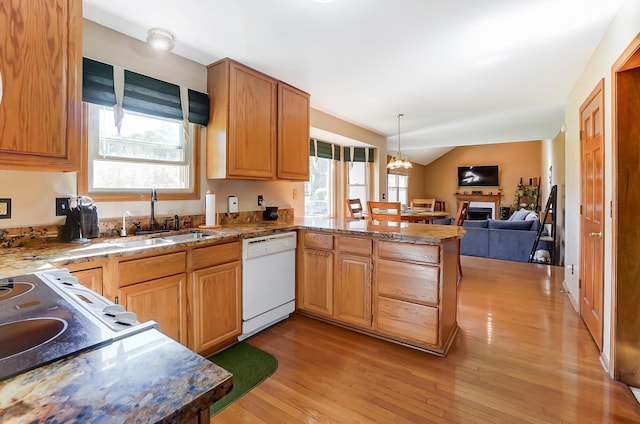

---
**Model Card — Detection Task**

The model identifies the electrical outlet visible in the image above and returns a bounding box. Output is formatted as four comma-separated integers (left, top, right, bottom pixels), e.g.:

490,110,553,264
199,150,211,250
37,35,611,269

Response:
258,195,264,206
56,197,71,216
0,198,11,219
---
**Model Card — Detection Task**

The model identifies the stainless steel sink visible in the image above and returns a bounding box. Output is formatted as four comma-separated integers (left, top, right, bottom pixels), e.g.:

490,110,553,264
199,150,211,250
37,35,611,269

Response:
117,237,173,249
161,232,215,243
0,318,67,360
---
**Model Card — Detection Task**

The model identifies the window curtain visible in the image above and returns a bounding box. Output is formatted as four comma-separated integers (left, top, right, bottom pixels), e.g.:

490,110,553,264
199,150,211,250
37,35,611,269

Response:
309,139,341,161
343,146,375,162
82,58,116,106
187,89,209,126
123,70,183,120
82,58,209,125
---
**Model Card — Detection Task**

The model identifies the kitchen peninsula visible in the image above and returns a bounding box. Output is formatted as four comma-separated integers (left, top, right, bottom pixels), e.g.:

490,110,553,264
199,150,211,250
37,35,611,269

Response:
0,218,463,421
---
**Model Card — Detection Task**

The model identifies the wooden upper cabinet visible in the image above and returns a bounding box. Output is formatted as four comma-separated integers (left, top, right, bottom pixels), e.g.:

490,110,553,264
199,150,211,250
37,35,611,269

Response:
0,0,81,171
207,58,277,179
277,82,310,181
206,58,310,180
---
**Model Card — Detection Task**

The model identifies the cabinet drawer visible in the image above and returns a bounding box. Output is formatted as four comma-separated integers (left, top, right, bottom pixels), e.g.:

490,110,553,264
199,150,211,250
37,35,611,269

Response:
119,252,186,287
376,296,438,346
336,236,372,255
377,259,439,305
377,241,439,264
304,232,333,250
191,241,241,270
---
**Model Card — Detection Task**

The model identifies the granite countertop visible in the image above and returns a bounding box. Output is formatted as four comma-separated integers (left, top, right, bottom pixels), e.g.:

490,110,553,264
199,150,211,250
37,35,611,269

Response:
0,218,462,421
0,218,464,279
0,328,232,423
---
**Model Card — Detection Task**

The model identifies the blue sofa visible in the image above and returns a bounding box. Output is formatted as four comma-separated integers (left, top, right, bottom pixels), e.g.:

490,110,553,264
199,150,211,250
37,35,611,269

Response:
433,215,546,263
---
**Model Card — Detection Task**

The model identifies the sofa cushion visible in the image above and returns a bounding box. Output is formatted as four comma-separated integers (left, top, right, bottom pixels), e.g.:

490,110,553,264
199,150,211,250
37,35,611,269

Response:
488,220,534,231
463,219,489,228
508,208,530,221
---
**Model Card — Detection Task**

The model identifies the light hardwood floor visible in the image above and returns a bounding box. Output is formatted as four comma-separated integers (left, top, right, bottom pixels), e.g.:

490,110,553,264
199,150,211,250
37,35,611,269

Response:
213,256,640,423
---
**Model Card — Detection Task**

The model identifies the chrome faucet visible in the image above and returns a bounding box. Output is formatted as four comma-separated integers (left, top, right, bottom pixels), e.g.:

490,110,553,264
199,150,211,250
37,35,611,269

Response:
150,188,157,231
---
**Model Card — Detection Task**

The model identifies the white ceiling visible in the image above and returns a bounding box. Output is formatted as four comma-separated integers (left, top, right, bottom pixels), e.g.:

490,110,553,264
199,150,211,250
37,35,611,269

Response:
83,0,624,165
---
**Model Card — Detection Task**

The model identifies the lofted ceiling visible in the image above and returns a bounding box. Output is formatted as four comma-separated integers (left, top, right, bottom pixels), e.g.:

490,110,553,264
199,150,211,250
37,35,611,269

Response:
82,0,623,165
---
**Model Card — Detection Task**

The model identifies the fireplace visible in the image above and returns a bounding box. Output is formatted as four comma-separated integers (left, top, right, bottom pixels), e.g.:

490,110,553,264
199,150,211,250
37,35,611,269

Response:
455,193,502,220
468,207,493,220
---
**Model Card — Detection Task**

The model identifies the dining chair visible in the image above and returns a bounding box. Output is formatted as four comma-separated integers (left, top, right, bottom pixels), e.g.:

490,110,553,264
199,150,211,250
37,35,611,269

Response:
410,198,436,212
346,198,365,219
367,201,402,222
454,201,470,283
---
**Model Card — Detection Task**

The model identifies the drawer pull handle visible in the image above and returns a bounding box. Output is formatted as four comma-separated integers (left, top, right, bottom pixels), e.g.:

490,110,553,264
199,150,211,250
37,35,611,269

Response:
588,232,602,238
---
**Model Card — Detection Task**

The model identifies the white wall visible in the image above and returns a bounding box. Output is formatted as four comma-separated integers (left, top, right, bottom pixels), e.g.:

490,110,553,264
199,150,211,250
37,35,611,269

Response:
563,0,640,371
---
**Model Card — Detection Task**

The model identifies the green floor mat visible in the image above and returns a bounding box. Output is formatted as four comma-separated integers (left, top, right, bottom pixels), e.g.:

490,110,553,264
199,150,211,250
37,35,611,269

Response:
207,342,278,416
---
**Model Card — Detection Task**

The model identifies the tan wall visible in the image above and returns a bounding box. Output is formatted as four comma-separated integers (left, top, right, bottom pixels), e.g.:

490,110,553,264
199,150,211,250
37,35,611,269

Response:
422,140,543,215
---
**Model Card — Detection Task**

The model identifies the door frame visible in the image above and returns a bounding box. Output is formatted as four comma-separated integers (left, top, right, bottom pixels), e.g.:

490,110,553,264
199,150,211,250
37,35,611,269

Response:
610,33,640,381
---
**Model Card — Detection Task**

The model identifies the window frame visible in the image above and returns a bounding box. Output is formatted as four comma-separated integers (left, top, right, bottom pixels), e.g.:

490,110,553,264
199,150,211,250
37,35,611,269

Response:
304,156,337,218
343,160,374,218
387,173,409,206
79,103,200,202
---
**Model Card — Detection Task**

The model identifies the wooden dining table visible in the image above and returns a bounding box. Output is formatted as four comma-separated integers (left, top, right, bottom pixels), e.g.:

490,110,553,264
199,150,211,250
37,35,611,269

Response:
400,210,450,223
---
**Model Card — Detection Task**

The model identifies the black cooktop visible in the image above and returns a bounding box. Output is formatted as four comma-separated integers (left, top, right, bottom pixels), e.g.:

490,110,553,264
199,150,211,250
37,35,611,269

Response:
0,273,114,381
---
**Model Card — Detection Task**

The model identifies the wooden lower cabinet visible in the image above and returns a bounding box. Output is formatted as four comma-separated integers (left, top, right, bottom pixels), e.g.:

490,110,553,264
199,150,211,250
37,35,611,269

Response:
334,253,372,328
297,231,459,356
300,248,334,316
190,261,241,355
119,273,187,344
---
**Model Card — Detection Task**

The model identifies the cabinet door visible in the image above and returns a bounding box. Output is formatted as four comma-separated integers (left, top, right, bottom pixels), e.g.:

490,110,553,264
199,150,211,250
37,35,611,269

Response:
277,83,310,181
300,249,334,316
228,61,277,179
0,0,81,171
119,273,187,345
70,267,103,295
190,262,241,354
334,253,372,328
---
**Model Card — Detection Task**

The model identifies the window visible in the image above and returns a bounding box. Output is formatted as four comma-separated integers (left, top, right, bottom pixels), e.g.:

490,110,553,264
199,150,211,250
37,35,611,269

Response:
305,157,334,217
346,161,368,209
387,174,408,205
86,104,193,193
79,58,207,201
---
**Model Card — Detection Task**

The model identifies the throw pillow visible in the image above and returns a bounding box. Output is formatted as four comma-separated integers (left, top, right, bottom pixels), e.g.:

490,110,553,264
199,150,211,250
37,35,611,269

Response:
509,208,530,221
488,220,534,231
525,212,539,221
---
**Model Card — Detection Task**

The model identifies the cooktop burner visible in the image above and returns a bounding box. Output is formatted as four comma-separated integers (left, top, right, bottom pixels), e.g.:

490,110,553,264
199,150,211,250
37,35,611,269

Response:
0,270,156,381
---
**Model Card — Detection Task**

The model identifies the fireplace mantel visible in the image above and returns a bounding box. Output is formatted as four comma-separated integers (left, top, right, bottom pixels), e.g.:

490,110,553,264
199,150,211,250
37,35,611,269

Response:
455,193,502,219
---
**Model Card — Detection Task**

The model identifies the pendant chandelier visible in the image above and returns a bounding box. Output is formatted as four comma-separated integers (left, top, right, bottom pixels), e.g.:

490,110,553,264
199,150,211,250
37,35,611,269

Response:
387,113,412,170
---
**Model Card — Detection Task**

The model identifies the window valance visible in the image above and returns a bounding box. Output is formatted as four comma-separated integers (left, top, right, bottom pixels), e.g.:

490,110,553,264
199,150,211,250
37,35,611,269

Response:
81,57,209,126
82,58,116,107
309,139,375,163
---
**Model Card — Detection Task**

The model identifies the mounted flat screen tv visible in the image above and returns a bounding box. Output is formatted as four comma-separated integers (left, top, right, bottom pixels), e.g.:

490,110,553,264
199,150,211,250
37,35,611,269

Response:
457,165,499,187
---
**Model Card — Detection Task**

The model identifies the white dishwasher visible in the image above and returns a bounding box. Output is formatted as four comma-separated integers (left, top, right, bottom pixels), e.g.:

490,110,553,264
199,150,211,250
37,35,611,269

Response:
240,231,296,340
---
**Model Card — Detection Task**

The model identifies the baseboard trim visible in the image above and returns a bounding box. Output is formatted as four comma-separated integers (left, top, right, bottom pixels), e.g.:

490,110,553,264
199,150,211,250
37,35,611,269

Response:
562,279,579,312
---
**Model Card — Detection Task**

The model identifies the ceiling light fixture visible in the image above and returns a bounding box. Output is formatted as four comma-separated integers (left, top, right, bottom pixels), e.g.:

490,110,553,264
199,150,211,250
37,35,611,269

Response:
387,113,412,170
146,28,175,52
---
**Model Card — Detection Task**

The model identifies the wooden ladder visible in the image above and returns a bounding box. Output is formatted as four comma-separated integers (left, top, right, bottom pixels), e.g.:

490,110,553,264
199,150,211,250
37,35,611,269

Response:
528,185,557,265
